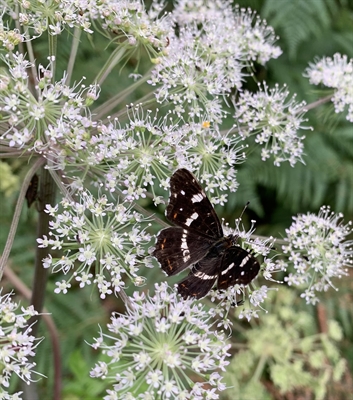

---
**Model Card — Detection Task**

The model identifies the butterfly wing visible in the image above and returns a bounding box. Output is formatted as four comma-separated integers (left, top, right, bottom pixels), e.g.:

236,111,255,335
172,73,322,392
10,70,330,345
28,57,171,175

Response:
177,255,220,299
26,173,39,208
166,169,223,239
217,247,260,290
153,227,215,276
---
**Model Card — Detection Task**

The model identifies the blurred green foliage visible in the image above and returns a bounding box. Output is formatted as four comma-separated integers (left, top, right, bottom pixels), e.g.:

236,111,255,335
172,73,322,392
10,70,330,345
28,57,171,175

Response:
0,161,19,197
222,288,348,400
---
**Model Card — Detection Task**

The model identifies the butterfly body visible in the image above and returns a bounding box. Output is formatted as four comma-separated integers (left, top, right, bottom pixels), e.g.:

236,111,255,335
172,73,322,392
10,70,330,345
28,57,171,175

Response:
153,168,260,299
207,235,234,257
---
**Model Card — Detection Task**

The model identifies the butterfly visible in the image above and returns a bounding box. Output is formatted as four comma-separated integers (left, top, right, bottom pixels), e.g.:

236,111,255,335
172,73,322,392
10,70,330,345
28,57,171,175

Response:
26,173,39,208
153,168,260,299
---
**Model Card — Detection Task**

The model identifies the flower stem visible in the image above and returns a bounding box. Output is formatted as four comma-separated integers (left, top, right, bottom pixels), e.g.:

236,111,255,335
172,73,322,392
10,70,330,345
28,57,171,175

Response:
94,71,152,119
24,168,55,399
0,157,45,278
66,26,82,86
48,32,57,80
95,46,127,86
252,353,268,383
29,166,57,335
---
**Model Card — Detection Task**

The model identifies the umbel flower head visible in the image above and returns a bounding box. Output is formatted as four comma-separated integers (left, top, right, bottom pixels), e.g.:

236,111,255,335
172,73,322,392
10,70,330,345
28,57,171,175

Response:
0,291,43,398
1,0,94,39
234,82,308,166
98,106,244,205
37,190,152,298
1,0,171,50
0,52,99,167
149,1,281,123
282,206,353,304
90,283,230,399
305,53,353,122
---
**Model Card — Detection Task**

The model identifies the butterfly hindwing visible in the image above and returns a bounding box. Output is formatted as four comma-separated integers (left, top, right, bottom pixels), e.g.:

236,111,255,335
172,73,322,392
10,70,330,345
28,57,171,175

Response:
153,227,215,276
166,169,223,238
217,247,260,290
177,256,220,299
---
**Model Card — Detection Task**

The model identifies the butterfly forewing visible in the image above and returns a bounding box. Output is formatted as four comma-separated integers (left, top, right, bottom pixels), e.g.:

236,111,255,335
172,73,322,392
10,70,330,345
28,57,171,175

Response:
217,247,260,290
166,169,223,238
153,227,215,276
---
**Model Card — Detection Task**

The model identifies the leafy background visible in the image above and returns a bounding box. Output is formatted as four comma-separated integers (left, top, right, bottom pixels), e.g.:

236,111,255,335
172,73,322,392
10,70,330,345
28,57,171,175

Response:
1,0,353,398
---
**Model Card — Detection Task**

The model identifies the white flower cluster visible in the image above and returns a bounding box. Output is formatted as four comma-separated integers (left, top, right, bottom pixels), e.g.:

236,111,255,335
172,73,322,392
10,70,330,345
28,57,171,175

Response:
0,291,42,399
0,51,244,203
37,191,152,298
98,0,172,55
96,106,244,204
174,1,282,64
234,83,308,166
1,0,94,39
305,53,353,122
1,0,172,55
283,206,353,304
90,283,230,399
0,53,99,163
149,1,282,123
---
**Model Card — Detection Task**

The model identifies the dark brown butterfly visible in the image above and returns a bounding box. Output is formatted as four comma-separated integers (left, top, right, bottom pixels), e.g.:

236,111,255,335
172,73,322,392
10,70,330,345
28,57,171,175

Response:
153,169,260,299
26,174,39,208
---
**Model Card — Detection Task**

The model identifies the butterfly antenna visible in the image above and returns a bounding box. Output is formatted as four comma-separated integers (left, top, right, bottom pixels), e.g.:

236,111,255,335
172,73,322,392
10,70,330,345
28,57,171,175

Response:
238,201,250,220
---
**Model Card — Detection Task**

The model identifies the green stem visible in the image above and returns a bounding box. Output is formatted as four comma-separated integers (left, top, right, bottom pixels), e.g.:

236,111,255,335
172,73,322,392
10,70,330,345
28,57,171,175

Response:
252,353,268,382
14,2,25,55
23,168,57,400
94,72,152,120
0,157,45,278
297,94,333,113
29,167,57,335
95,46,127,86
25,39,38,97
48,32,57,81
0,149,30,157
48,168,74,201
66,27,82,86
100,91,157,124
251,234,287,246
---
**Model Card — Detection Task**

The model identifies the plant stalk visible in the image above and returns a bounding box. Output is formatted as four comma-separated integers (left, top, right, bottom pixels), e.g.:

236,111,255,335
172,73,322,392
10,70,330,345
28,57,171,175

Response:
29,167,57,334
22,168,57,400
